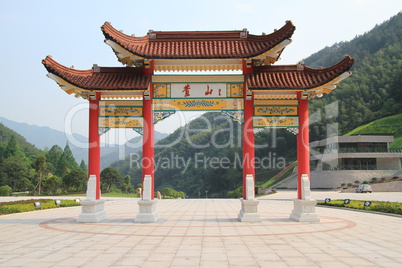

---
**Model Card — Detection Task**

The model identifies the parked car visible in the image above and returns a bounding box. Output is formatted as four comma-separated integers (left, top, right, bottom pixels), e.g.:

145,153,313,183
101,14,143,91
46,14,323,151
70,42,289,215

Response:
356,184,373,193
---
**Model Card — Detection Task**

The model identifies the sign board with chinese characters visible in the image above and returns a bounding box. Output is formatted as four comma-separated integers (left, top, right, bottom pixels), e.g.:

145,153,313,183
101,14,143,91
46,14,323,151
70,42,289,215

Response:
153,83,243,99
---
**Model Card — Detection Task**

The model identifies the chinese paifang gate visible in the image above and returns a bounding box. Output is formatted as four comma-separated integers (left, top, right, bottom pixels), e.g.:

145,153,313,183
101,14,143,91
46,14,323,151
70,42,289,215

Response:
42,21,354,222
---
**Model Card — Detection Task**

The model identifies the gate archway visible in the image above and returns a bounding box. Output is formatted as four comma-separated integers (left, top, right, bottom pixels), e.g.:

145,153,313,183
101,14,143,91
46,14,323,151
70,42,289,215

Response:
42,20,354,222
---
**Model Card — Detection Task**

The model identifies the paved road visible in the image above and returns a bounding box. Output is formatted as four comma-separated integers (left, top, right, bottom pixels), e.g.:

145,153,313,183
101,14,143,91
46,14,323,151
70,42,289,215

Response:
1,197,402,267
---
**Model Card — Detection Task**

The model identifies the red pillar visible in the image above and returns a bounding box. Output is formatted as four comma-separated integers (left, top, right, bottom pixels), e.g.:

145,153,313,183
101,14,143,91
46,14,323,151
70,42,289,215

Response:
242,60,255,199
297,91,310,199
142,61,155,199
88,92,101,200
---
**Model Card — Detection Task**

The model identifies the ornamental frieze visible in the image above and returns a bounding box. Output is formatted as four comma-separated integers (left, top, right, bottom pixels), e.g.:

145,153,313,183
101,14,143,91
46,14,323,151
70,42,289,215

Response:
153,98,243,111
254,106,297,116
253,116,299,128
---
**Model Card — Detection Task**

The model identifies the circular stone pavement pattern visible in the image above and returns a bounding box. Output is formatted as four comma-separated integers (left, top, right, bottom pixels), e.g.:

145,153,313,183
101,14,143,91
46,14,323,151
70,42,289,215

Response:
0,196,401,267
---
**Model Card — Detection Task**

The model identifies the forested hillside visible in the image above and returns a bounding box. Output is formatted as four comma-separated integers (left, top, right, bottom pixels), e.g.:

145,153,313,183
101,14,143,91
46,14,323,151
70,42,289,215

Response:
306,12,402,141
0,123,88,195
111,112,296,197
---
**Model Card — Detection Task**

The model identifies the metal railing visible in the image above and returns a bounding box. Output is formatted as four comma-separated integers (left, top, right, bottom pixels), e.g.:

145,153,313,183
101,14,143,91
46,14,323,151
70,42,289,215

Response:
320,148,402,154
323,164,377,171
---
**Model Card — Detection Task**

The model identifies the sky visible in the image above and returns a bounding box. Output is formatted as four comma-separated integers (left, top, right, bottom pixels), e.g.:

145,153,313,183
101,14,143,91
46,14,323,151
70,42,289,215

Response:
0,0,401,145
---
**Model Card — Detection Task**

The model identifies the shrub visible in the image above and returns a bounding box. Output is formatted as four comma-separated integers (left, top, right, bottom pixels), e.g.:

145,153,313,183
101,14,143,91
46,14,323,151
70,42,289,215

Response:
0,199,80,215
347,183,352,187
42,176,63,195
227,187,243,198
354,180,360,185
363,181,369,184
371,177,378,183
341,183,346,187
161,187,185,199
317,200,402,215
380,177,386,182
0,185,13,196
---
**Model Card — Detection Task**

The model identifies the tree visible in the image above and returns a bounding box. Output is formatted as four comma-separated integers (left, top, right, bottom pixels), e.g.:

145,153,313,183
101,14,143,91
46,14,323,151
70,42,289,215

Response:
0,185,12,196
4,135,19,158
63,170,87,192
100,167,122,192
79,160,87,172
35,155,46,194
46,145,63,169
42,175,63,195
55,144,80,177
3,155,30,190
17,178,34,192
121,175,134,193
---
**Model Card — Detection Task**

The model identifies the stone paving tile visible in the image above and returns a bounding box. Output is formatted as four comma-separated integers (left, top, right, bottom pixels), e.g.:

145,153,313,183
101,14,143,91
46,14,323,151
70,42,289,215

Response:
0,196,402,267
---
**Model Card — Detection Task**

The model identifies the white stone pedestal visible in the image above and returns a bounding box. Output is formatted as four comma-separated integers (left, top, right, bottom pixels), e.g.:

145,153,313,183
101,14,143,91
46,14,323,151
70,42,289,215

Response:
238,199,261,222
135,200,160,223
290,174,320,222
135,175,160,223
290,198,320,222
77,199,108,223
77,175,108,223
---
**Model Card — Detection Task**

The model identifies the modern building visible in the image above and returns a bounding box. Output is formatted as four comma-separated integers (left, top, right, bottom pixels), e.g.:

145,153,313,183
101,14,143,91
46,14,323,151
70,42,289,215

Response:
276,136,402,189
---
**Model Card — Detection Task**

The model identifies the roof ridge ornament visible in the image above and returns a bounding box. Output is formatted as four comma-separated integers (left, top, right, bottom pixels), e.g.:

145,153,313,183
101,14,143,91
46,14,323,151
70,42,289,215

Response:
93,64,100,73
297,61,305,71
148,29,156,39
240,28,248,38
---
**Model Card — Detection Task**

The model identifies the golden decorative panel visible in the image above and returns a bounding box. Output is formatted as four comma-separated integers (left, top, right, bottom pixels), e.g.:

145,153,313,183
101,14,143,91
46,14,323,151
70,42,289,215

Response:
99,100,143,116
254,106,297,116
226,84,243,97
253,116,299,128
98,117,143,128
253,99,298,106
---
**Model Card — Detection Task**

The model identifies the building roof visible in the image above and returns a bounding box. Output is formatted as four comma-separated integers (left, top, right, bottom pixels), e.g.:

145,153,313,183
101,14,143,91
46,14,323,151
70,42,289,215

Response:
101,21,295,61
42,56,150,95
310,135,394,148
247,56,355,90
42,55,354,99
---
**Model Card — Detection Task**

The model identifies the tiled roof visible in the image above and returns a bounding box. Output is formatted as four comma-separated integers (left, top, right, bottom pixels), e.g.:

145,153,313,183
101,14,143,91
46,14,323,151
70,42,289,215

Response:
42,56,150,91
101,21,295,60
248,56,355,90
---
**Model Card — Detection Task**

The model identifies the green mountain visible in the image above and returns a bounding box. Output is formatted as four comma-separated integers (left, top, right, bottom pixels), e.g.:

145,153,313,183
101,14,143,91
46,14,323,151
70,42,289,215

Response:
345,114,402,149
111,112,296,197
305,12,402,141
0,123,41,156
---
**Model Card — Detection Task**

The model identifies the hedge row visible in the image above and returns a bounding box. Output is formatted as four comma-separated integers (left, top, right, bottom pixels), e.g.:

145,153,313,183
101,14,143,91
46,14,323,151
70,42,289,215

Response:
317,199,402,215
0,199,81,215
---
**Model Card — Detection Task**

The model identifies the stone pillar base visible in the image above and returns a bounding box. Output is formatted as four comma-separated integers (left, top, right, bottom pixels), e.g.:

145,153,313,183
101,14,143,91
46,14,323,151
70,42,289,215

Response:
238,199,261,222
290,198,320,222
135,200,160,223
77,199,108,223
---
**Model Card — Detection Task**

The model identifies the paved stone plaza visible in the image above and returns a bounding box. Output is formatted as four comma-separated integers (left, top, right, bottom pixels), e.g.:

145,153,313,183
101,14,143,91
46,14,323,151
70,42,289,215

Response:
0,192,401,267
